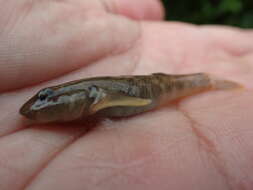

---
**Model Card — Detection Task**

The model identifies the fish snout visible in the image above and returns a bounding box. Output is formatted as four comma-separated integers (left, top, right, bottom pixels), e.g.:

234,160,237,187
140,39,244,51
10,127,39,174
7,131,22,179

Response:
20,102,36,120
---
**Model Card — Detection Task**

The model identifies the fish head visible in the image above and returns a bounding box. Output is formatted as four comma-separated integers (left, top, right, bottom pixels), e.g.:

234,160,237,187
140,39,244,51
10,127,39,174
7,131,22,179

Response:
20,87,92,123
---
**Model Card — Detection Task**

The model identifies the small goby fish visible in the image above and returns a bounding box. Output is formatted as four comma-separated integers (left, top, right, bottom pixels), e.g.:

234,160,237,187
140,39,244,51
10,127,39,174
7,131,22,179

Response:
20,73,241,123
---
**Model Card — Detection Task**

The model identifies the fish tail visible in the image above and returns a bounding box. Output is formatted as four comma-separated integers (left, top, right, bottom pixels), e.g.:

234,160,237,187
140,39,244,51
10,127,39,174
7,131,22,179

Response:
152,73,212,102
163,73,243,92
152,73,243,103
207,74,244,90
169,73,212,97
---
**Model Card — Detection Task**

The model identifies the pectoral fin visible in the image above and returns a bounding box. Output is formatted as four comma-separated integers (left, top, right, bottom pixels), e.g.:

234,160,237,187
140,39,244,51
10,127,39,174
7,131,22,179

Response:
90,92,152,114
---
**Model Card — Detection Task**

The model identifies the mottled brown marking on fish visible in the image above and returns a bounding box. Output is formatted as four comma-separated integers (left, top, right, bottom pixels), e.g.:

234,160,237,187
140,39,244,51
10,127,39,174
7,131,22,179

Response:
19,73,242,123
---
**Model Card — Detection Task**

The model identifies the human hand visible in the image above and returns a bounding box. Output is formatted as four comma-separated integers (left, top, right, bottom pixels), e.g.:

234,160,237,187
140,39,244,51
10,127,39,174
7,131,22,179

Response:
0,0,253,189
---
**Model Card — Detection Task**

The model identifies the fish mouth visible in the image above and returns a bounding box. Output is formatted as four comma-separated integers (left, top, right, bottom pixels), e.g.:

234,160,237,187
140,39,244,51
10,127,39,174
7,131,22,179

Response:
19,98,37,120
20,104,30,117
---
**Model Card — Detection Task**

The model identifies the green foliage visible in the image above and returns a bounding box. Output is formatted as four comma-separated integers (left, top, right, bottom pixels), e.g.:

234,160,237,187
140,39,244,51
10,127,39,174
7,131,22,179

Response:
162,0,253,28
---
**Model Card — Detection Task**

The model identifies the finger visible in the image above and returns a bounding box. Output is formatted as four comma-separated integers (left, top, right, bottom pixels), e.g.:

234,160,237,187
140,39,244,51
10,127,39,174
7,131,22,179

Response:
0,1,140,92
103,0,164,20
0,125,87,190
53,0,164,20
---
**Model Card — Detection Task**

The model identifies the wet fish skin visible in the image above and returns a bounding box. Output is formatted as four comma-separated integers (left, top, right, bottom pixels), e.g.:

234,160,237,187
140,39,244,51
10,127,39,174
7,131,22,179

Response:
19,73,240,123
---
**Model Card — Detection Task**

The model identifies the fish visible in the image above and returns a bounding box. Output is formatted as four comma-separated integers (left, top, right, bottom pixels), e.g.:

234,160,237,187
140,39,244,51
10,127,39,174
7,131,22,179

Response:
19,73,242,123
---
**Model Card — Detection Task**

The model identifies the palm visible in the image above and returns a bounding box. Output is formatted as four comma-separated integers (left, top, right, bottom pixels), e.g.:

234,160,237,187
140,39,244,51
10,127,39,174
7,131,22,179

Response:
0,1,253,190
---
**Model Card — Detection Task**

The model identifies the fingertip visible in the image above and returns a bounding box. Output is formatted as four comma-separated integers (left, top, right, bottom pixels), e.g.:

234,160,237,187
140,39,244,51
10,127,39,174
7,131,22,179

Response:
106,0,165,21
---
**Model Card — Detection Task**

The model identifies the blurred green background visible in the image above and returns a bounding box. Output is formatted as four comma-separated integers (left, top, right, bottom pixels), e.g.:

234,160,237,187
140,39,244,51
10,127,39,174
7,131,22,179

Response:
161,0,253,28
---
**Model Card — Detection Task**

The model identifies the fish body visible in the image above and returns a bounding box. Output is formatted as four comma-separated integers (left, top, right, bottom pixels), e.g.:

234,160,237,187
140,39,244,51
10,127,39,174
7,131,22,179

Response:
20,73,240,123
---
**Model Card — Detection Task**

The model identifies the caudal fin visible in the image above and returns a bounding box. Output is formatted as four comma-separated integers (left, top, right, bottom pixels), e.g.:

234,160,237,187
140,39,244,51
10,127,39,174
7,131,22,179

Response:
208,75,244,90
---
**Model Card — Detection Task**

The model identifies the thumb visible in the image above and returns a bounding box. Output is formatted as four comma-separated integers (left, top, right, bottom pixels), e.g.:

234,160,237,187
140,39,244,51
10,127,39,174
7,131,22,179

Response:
0,0,142,92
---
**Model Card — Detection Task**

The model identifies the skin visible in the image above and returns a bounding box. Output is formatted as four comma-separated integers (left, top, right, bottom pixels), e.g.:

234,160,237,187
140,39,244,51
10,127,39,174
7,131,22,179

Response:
0,0,253,190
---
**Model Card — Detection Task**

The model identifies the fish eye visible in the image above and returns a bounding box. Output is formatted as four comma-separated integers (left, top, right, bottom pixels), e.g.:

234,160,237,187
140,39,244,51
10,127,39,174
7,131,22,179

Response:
88,85,99,92
38,88,54,101
88,85,100,98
